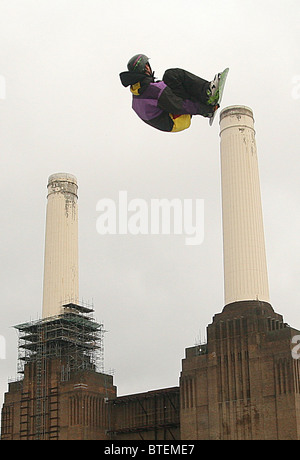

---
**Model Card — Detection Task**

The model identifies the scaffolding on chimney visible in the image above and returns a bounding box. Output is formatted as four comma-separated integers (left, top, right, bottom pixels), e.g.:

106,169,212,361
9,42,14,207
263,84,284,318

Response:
15,303,105,376
14,303,105,439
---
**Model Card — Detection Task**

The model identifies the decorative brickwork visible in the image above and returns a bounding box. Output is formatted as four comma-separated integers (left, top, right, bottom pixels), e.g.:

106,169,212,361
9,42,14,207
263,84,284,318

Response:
180,301,300,440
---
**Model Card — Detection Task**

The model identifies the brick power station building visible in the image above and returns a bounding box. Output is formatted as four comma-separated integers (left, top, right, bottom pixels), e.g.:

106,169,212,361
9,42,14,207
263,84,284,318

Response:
1,106,300,440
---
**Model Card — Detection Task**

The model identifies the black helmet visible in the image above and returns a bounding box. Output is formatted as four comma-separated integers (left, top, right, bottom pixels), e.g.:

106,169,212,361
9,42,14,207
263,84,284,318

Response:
127,54,149,73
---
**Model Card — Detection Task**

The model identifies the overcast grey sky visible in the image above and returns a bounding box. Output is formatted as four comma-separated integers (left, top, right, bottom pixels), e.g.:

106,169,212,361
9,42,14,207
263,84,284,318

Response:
0,0,300,406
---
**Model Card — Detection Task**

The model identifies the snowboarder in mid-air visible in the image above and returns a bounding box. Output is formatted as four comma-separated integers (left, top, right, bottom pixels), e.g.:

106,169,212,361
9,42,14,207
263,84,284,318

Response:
119,54,228,132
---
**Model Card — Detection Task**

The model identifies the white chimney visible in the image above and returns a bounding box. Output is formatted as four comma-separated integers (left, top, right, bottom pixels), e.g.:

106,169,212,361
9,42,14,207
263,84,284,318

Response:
219,106,270,306
42,173,79,318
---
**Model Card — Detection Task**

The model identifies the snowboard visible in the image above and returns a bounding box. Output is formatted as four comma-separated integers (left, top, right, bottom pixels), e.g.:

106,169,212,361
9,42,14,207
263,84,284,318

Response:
209,68,229,126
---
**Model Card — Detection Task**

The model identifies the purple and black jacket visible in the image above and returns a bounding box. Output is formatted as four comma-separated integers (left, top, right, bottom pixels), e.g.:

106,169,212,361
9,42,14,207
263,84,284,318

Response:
119,71,210,132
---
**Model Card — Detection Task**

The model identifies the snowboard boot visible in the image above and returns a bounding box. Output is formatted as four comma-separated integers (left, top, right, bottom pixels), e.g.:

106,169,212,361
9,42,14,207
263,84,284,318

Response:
203,103,220,118
206,73,221,105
